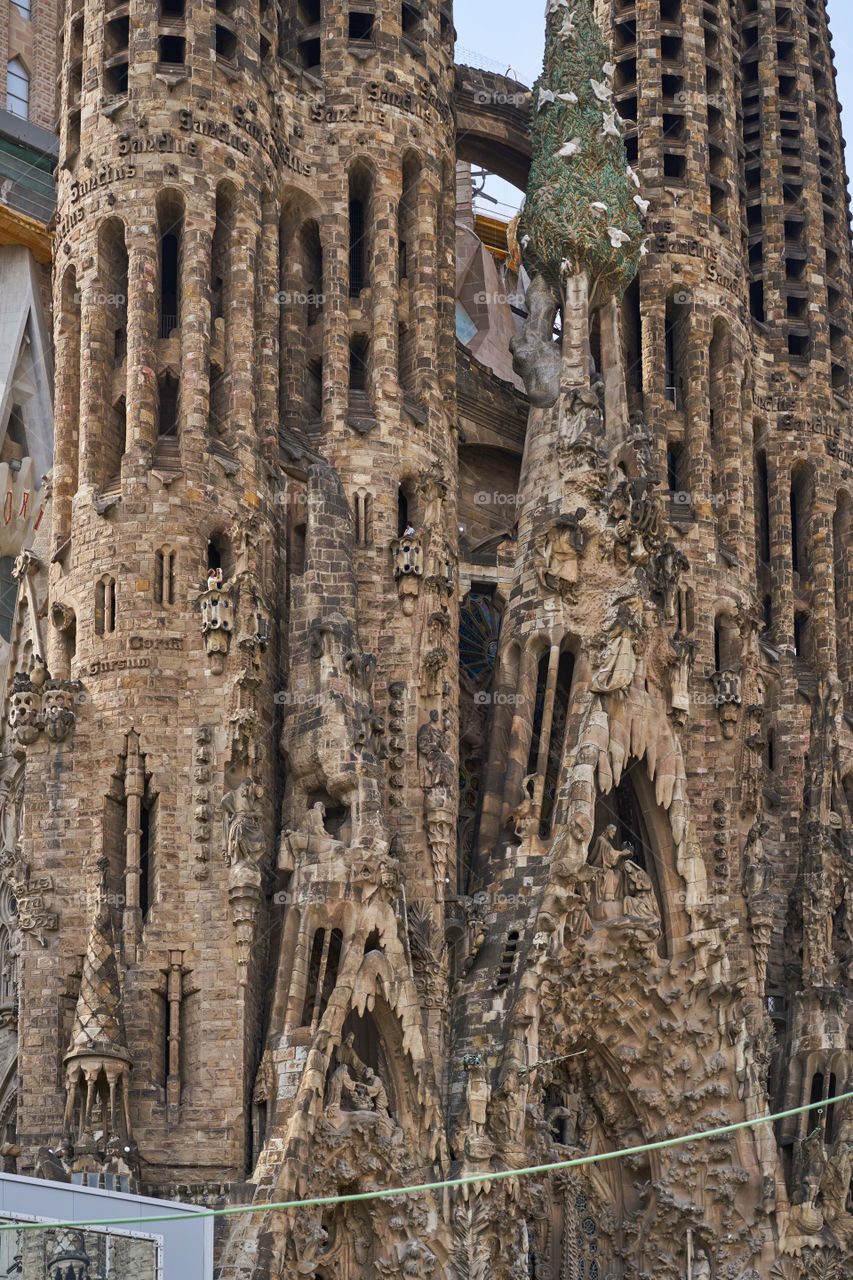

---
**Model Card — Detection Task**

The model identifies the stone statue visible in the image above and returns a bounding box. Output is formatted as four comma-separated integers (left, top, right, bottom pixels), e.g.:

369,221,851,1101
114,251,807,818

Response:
557,388,604,465
462,1055,491,1139
627,409,654,475
799,1125,827,1208
326,1033,393,1124
42,679,77,744
418,713,456,902
200,577,233,671
588,825,626,904
608,480,660,566
742,819,774,901
534,511,587,600
590,599,643,695
817,1131,853,1227
691,1251,711,1280
667,631,695,724
417,715,455,791
222,777,267,882
622,858,661,936
648,542,690,620
505,774,538,840
487,1066,523,1147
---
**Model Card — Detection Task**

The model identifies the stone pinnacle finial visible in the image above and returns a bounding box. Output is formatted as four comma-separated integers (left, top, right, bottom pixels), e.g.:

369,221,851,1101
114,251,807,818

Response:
516,0,644,304
65,881,131,1067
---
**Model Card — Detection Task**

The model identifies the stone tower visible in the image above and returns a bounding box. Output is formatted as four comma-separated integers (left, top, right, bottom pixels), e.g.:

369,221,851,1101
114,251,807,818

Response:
1,0,853,1275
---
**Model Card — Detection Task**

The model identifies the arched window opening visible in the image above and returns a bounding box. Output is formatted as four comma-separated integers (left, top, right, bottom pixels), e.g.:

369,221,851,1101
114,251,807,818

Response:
354,492,373,547
6,58,29,119
66,17,83,153
157,191,183,340
458,590,505,885
589,308,602,380
103,8,129,99
155,549,176,606
290,522,306,576
294,0,321,69
540,651,575,836
526,653,551,778
397,485,410,537
708,320,730,505
279,213,323,429
349,201,365,296
215,19,239,62
709,322,730,401
523,647,576,837
307,357,323,419
790,465,813,581
398,155,420,392
210,183,236,437
139,794,158,920
157,371,179,439
714,612,740,671
300,927,343,1029
58,267,82,536
593,760,669,958
794,610,812,664
833,494,852,690
348,164,373,298
622,275,642,407
97,219,129,487
301,221,323,327
667,440,688,510
349,334,369,393
207,532,233,580
664,294,687,408
95,577,117,635
755,448,771,566
160,236,180,338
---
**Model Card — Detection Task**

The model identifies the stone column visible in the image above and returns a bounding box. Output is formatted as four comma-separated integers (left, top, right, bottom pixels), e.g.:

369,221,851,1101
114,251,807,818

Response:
125,231,158,455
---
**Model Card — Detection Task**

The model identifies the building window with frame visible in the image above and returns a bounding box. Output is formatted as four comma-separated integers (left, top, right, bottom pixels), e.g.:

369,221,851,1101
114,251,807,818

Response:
6,59,29,119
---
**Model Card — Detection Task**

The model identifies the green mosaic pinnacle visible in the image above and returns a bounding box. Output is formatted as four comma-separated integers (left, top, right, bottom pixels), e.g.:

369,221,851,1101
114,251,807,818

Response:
517,0,645,303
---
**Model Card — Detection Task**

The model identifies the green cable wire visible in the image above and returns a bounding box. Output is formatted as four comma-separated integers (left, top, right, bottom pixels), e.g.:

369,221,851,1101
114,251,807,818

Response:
3,1089,851,1235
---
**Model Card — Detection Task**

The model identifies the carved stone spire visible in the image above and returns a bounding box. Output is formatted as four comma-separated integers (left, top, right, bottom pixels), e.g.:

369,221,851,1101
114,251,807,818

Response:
65,857,130,1066
47,1229,90,1280
61,856,134,1166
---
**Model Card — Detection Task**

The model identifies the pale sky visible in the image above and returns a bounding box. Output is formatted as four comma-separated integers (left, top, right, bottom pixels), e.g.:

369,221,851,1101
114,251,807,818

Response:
454,1,853,216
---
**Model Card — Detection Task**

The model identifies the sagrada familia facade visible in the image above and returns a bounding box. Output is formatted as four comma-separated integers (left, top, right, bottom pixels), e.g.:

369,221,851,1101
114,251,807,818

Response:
0,0,852,1275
